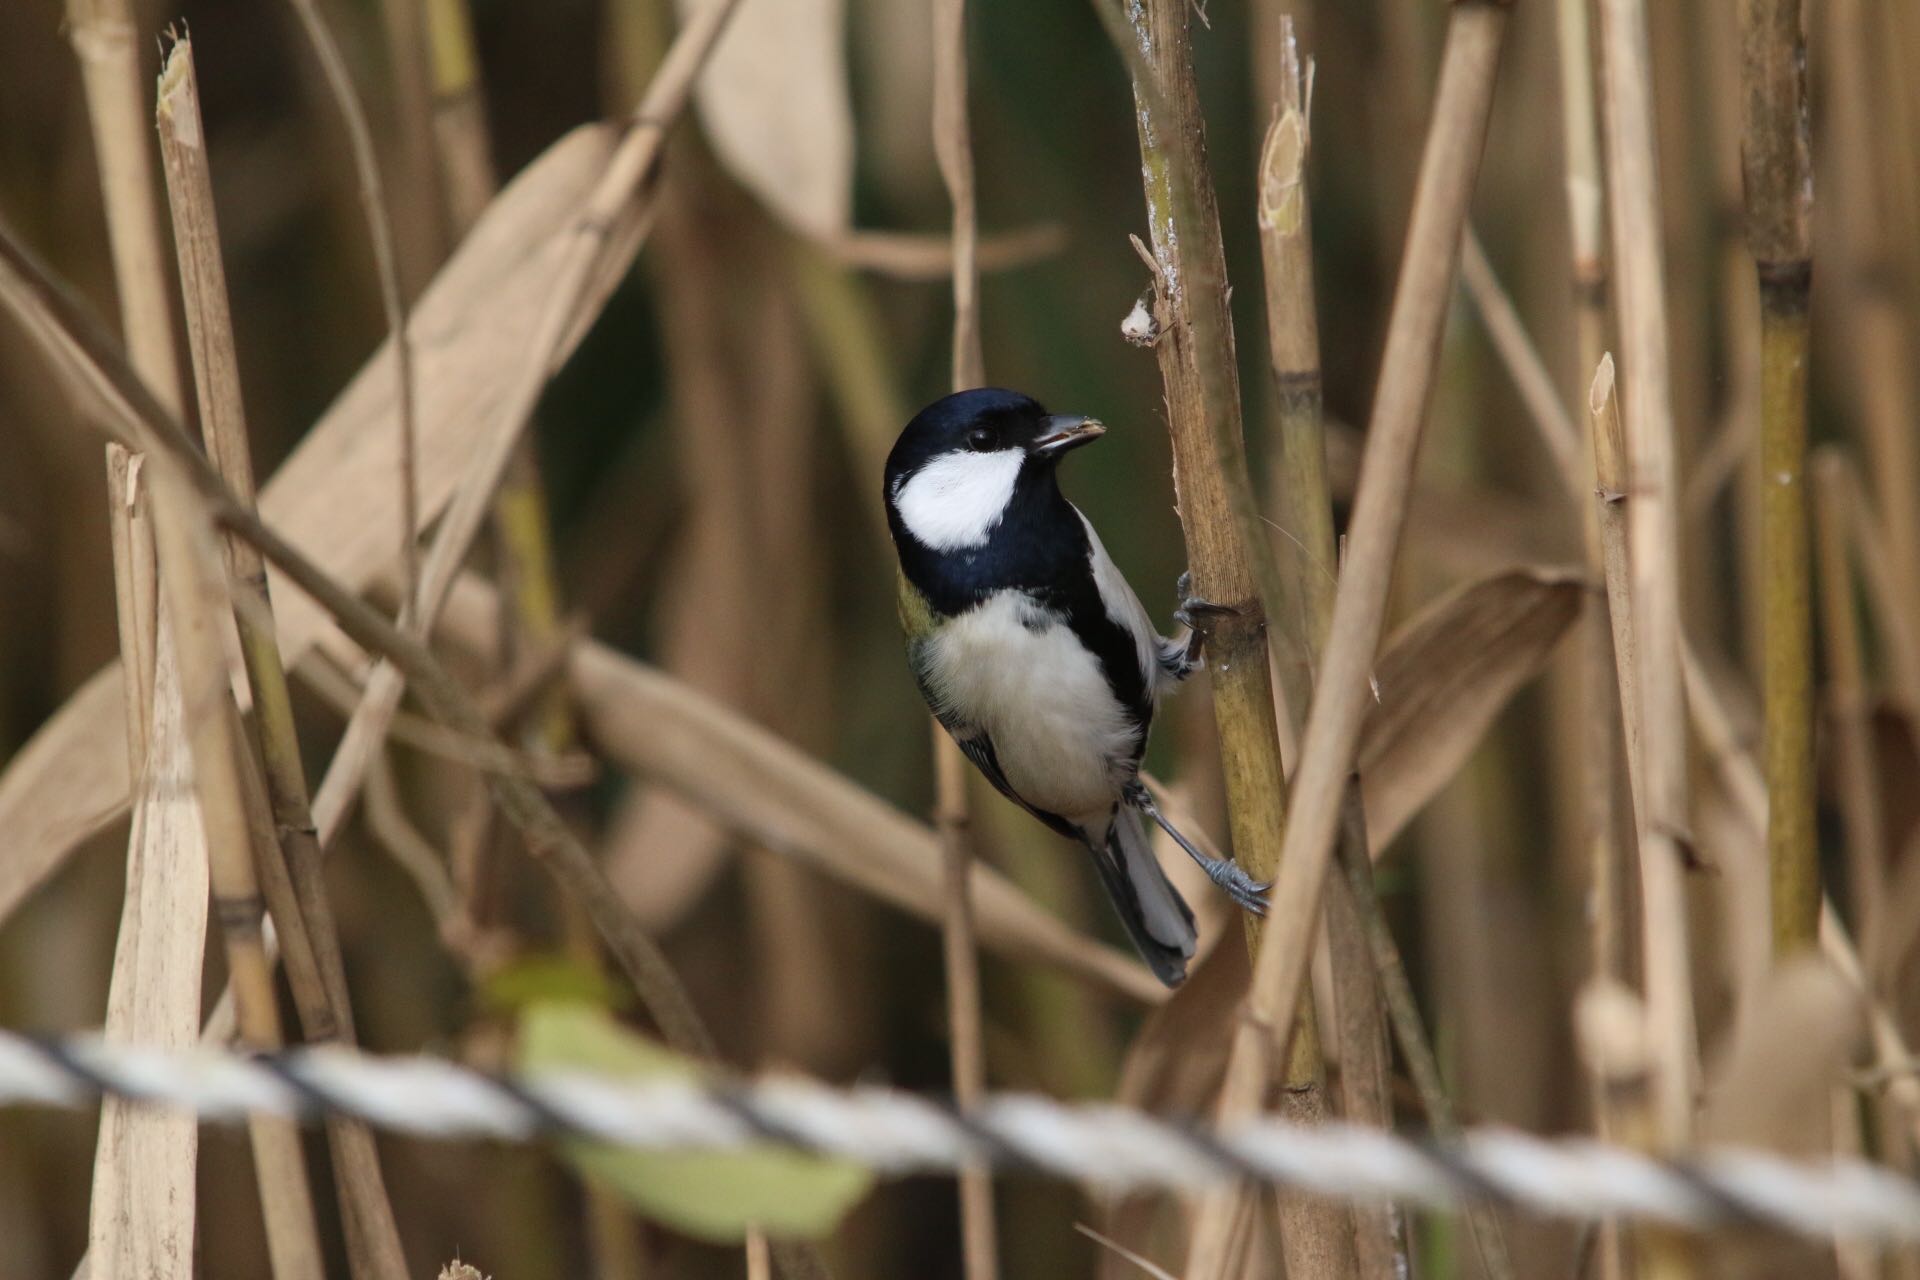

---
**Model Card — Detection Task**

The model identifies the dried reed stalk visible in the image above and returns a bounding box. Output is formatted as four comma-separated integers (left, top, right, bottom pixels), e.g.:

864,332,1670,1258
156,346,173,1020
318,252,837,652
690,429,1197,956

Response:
63,0,179,766
1553,31,1626,1279
282,0,421,613
307,0,741,850
1596,0,1699,1153
1253,26,1401,1278
1809,450,1885,960
147,451,325,1280
1108,1,1352,1273
155,40,410,1280
1213,0,1511,1205
932,0,997,1271
61,5,207,1274
1738,0,1817,954
1587,359,1644,824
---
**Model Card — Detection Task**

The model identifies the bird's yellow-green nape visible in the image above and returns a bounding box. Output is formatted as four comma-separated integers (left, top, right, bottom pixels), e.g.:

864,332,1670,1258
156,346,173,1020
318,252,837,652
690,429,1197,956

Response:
895,566,939,641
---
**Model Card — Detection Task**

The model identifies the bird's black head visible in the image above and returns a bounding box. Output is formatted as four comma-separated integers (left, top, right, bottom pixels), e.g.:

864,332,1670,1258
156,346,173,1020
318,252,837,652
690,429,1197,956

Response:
884,388,1104,553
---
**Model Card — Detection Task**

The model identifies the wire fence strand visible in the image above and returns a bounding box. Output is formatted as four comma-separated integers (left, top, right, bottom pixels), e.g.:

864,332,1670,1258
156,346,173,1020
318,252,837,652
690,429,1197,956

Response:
4,1029,1917,1243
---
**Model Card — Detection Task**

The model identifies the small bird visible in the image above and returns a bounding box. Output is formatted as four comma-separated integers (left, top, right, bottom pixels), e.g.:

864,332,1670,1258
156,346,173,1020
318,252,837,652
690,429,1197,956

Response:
885,387,1268,987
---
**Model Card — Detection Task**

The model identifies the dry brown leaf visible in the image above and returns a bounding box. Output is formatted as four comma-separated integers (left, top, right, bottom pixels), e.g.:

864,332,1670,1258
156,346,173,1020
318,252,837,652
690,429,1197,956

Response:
86,620,208,1280
0,122,622,924
677,0,853,236
1702,957,1864,1154
1358,566,1587,854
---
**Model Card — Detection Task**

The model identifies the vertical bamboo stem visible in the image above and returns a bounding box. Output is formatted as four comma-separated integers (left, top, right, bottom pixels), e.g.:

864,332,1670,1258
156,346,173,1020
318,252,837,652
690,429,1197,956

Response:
1738,0,1818,954
1215,0,1511,1206
1553,30,1630,1280
1107,1,1351,1273
1595,0,1700,1156
155,40,411,1280
931,1,995,1275
1254,26,1407,1278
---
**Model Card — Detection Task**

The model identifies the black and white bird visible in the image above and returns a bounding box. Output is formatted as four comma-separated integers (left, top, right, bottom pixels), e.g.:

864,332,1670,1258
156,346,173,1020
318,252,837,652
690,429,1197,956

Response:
884,387,1268,988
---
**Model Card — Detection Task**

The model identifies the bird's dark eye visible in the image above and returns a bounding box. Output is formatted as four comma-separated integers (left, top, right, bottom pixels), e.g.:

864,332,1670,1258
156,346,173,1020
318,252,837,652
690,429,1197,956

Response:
966,427,996,452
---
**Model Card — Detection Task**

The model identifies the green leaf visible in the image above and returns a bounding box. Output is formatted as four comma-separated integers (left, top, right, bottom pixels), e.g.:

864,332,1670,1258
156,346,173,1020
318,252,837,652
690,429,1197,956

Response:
483,954,630,1015
517,1001,872,1242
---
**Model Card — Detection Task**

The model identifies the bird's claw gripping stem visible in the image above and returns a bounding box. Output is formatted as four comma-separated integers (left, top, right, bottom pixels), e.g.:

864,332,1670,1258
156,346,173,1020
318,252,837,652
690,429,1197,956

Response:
1167,571,1242,676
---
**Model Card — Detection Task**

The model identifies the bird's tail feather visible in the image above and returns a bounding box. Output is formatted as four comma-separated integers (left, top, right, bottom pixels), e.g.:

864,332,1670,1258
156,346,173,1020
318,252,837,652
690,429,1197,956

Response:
1089,808,1197,988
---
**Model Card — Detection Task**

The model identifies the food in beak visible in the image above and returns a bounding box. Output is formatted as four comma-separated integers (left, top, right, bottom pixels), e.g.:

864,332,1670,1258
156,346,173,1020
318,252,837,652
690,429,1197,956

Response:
1033,416,1107,456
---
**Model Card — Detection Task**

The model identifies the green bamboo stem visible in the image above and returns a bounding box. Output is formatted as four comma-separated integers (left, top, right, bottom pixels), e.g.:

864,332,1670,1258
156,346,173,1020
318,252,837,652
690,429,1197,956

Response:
1738,0,1817,953
1103,3,1352,1275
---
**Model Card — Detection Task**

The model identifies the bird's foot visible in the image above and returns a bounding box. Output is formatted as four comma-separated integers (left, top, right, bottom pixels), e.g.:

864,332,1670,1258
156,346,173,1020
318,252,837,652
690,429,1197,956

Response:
1199,856,1270,916
1126,780,1269,916
1166,571,1241,676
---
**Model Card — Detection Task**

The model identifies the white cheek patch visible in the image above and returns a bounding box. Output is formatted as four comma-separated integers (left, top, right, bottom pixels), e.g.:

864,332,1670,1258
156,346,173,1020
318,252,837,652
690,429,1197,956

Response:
894,449,1026,550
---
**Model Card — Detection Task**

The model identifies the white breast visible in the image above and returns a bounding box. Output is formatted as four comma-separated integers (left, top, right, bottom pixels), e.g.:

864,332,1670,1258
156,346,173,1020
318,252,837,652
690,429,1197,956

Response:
892,448,1025,550
920,591,1143,828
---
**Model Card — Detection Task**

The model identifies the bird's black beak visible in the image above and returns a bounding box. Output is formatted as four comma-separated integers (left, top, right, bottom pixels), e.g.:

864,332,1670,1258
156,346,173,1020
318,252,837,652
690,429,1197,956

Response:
1032,415,1107,458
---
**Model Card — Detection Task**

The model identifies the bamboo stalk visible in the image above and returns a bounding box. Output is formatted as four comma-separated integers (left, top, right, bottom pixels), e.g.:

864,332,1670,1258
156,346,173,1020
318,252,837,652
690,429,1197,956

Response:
1210,0,1511,1214
1105,2,1352,1274
931,0,996,1274
154,39,411,1280
1738,0,1817,954
1810,449,1885,962
1595,0,1700,1153
1253,27,1407,1278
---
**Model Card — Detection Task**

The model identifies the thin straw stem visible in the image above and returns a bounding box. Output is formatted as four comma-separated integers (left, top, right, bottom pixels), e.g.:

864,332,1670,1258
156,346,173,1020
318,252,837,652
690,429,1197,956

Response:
1595,0,1699,1153
932,0,996,1274
282,0,420,619
1255,24,1426,1278
63,0,182,771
